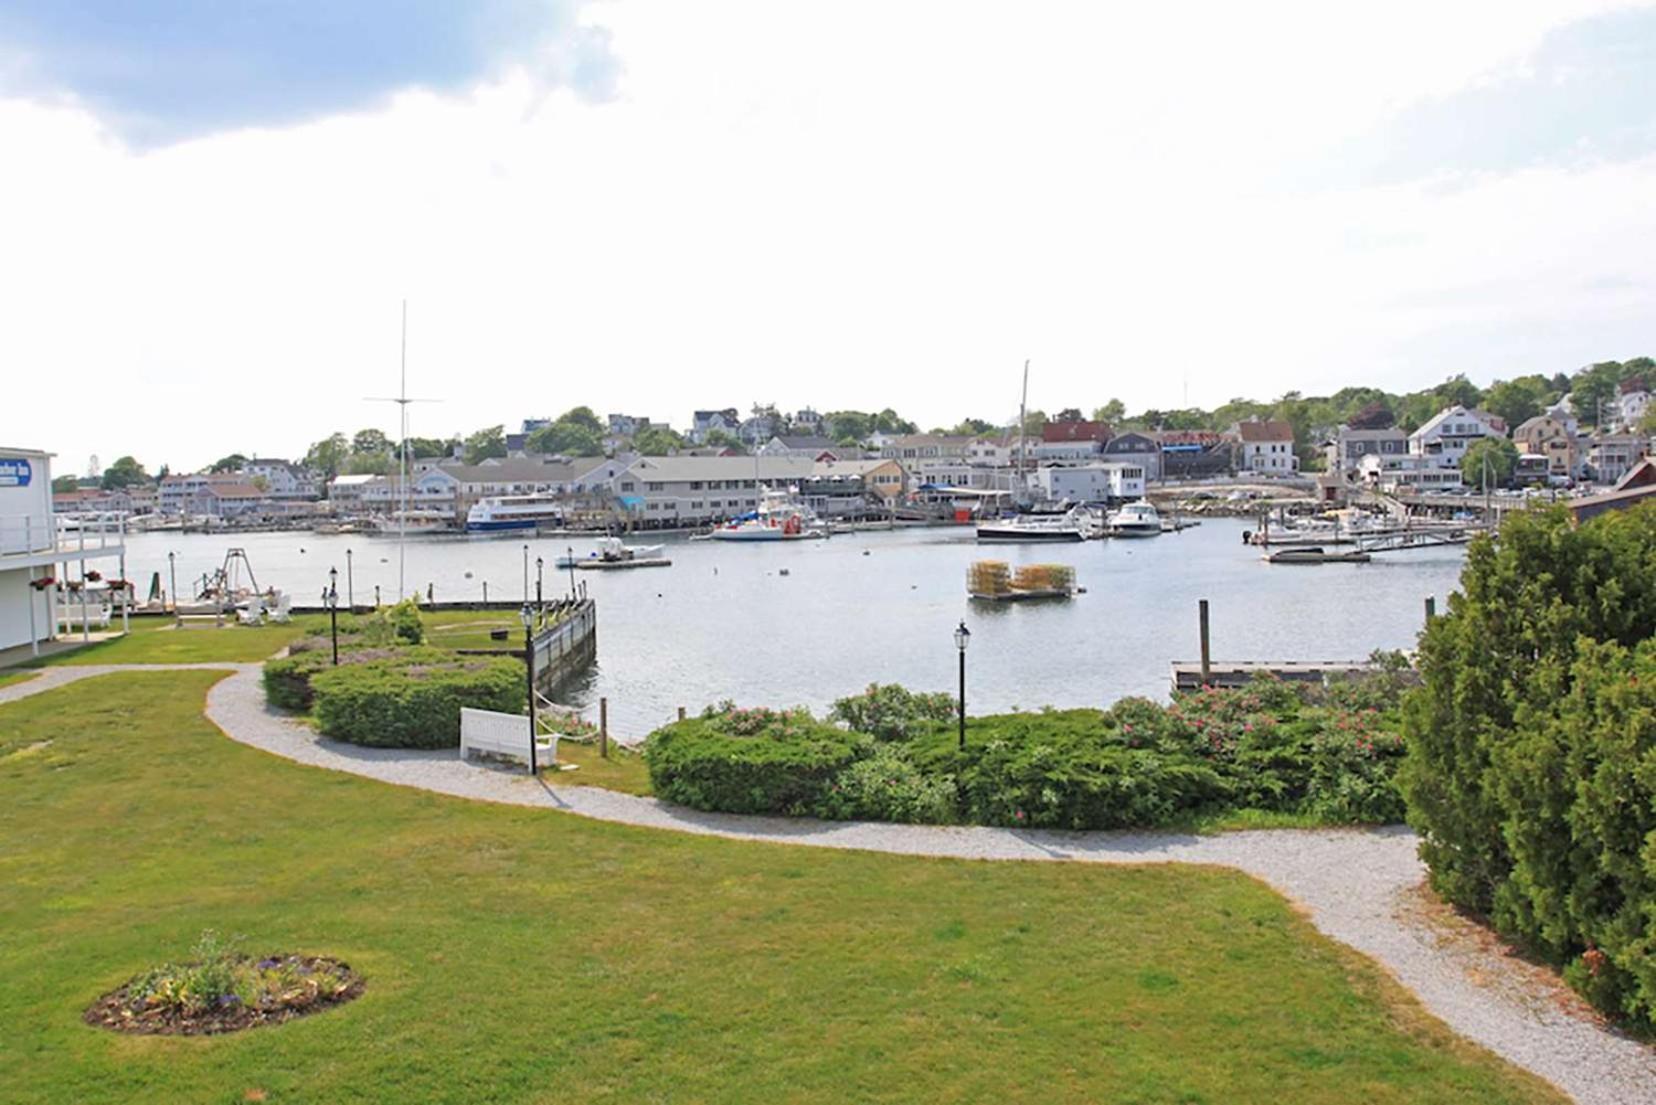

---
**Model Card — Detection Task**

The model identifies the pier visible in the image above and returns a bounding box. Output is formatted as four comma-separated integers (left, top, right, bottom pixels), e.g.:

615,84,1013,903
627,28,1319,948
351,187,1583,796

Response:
1171,659,1382,692
527,597,598,695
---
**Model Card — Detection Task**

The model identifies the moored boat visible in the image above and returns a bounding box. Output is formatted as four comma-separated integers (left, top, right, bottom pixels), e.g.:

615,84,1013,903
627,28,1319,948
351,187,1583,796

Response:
466,495,565,535
976,505,1090,543
1106,501,1162,537
708,489,826,541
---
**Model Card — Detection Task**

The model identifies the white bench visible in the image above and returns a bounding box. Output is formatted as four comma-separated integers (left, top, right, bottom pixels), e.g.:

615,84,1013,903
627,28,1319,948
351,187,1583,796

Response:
460,707,557,771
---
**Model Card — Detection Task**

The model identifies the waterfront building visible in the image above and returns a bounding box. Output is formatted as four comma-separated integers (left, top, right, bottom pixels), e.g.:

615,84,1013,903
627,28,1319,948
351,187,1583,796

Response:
1513,415,1579,479
616,455,812,525
1408,406,1505,470
1098,431,1161,481
1231,419,1299,474
877,435,978,486
242,458,320,500
1323,427,1407,475
158,472,268,517
1359,453,1464,493
1569,458,1656,523
0,447,126,655
1027,462,1145,504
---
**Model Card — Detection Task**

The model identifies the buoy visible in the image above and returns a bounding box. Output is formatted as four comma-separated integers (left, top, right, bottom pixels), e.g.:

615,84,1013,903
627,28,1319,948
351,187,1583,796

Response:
779,568,790,576
862,550,870,556
464,571,473,579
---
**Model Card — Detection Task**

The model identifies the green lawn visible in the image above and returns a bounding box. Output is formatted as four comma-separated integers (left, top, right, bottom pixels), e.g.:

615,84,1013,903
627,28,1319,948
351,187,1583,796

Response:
0,673,1563,1105
27,614,320,666
551,738,653,794
420,610,525,652
0,670,38,690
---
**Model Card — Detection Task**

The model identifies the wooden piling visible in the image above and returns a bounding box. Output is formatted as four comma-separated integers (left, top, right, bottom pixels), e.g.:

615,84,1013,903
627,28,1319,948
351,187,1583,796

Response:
1424,595,1436,623
600,697,609,759
678,706,687,722
1198,599,1211,686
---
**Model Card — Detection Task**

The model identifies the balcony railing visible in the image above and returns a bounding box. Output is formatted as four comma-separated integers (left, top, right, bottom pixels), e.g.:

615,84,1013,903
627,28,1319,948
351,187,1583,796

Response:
0,512,127,559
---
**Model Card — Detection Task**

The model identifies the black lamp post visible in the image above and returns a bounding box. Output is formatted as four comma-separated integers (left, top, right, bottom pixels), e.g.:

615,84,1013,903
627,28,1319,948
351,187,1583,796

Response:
535,556,543,612
326,567,340,666
521,602,538,775
566,545,576,599
345,548,354,610
954,620,970,750
167,551,177,614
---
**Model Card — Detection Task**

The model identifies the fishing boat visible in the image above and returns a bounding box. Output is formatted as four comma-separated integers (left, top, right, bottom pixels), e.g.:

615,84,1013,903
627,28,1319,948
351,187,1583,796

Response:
1106,501,1162,538
465,494,565,535
370,509,453,535
708,489,826,541
976,505,1091,543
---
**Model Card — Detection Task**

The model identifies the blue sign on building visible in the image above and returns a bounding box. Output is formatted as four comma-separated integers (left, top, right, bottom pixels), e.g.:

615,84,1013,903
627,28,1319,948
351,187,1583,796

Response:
0,458,33,487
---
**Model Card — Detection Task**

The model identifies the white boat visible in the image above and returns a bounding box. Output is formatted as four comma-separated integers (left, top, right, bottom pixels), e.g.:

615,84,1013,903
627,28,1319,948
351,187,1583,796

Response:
371,509,452,535
708,489,826,541
976,506,1090,543
556,537,665,567
466,495,565,535
1106,501,1162,537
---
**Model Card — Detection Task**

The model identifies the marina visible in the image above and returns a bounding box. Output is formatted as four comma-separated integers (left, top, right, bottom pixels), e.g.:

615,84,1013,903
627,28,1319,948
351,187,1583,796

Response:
113,516,1468,734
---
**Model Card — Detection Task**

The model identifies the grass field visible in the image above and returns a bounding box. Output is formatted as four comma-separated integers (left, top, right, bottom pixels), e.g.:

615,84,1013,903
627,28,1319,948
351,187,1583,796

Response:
26,615,317,666
0,669,39,689
0,671,1563,1105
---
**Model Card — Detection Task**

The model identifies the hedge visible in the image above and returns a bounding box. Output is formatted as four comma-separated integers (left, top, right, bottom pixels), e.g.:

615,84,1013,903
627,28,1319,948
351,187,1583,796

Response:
262,646,448,712
646,712,871,815
311,655,525,748
1401,502,1656,1026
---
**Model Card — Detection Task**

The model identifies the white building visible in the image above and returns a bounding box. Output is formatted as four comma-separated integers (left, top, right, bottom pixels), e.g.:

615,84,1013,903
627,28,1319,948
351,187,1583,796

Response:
0,448,127,655
1408,406,1506,470
1027,462,1146,504
1619,379,1650,432
1360,453,1465,493
1232,420,1299,473
243,458,319,500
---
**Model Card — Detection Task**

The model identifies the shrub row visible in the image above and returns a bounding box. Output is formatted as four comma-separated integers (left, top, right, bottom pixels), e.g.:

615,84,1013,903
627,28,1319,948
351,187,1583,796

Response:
262,646,449,711
312,655,525,748
646,677,1410,829
1401,502,1656,1027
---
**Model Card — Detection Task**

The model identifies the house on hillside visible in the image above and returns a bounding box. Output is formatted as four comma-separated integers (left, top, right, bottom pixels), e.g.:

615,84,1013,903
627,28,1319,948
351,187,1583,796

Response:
1102,432,1162,481
1513,415,1579,479
1408,406,1505,470
758,435,845,460
690,408,740,444
1587,433,1649,485
1323,427,1407,476
1034,419,1111,462
243,458,319,500
1231,419,1298,474
1619,378,1650,432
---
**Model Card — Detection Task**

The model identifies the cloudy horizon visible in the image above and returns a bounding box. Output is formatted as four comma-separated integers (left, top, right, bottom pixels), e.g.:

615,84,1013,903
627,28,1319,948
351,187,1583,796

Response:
2,0,1653,473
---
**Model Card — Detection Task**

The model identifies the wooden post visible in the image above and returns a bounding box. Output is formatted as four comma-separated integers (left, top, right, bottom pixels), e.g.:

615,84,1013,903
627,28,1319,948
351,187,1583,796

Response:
600,697,609,759
677,706,687,722
1424,595,1436,623
1198,599,1211,686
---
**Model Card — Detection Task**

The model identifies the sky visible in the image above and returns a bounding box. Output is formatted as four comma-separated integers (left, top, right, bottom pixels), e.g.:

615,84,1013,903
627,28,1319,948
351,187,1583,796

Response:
1,1,1653,475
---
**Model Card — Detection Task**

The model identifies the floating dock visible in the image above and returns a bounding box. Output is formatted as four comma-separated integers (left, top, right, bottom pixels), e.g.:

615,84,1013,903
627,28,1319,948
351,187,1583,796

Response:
1170,659,1381,692
967,561,1077,601
1265,547,1371,564
573,557,672,571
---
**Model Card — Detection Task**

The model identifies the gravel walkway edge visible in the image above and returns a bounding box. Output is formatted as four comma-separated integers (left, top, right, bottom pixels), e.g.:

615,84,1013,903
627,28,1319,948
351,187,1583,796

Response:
4,664,1652,1105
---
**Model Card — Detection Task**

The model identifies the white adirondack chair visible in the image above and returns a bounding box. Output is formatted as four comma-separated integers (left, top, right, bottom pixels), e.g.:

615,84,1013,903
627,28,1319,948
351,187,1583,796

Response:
267,591,293,623
237,595,266,626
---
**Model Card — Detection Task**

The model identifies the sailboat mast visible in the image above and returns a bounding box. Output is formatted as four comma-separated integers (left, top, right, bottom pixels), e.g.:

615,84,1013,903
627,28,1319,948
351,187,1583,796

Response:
398,299,408,600
1016,358,1029,499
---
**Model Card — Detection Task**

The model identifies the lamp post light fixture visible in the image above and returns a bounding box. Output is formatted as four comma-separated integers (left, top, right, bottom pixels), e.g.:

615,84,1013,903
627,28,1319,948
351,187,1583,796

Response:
953,620,970,750
326,567,340,666
520,602,538,775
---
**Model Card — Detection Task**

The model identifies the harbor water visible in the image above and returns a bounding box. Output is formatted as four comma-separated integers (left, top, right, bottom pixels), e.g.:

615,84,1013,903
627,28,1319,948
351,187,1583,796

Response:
120,520,1468,736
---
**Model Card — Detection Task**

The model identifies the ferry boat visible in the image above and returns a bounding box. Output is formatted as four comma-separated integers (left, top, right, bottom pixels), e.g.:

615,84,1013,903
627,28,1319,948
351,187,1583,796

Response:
371,509,453,535
1106,501,1162,538
976,506,1090,543
708,489,826,541
466,495,566,535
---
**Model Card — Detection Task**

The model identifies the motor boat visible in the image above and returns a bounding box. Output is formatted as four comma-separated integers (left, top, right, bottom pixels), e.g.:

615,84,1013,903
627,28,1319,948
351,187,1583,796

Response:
976,505,1091,543
556,537,666,567
1105,501,1162,537
708,489,826,541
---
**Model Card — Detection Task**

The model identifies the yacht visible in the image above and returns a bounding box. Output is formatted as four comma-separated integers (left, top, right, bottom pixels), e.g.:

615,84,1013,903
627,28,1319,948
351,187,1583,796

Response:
466,495,565,535
708,489,826,541
976,506,1090,543
1106,501,1162,538
371,509,453,535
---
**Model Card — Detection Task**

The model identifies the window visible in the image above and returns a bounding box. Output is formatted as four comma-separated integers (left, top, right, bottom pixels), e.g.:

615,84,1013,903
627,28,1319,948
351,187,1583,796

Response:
690,501,704,509
690,481,703,490
647,482,663,491
619,481,635,492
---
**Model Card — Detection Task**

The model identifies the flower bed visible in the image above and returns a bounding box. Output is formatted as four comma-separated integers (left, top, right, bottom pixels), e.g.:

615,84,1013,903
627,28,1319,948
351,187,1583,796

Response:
646,674,1410,830
83,932,363,1036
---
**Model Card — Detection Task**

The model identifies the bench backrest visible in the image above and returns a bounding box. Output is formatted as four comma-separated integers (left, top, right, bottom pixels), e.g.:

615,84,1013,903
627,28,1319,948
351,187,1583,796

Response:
460,707,556,765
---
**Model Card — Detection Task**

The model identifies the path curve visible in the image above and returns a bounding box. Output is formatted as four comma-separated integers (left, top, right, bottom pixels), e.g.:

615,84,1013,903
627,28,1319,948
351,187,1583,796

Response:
4,664,1652,1105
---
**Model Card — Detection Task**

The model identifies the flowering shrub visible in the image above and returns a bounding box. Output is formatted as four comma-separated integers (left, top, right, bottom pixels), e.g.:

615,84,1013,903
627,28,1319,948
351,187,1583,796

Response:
829,684,957,741
701,701,818,738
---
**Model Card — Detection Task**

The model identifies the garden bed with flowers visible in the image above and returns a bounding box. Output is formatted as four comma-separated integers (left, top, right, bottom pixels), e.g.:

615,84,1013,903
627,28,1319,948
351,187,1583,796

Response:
646,667,1412,830
83,932,364,1036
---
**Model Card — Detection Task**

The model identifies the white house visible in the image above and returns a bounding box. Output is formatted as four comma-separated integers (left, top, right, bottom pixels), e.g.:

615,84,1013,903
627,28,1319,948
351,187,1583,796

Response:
243,458,320,500
1232,420,1299,473
0,448,127,655
1619,378,1650,432
1360,453,1464,493
1408,406,1506,470
1027,462,1146,504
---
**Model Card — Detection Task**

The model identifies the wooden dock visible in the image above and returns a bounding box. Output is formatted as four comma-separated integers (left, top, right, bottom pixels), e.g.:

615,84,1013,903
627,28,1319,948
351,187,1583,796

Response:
1171,659,1379,692
573,557,672,571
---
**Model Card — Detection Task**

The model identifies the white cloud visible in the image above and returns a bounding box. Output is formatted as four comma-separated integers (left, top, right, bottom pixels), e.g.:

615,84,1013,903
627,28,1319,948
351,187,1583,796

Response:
0,0,1651,470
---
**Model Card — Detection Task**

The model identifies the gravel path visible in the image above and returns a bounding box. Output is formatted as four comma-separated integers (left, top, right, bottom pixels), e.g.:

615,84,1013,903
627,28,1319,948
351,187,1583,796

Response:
5,664,1653,1104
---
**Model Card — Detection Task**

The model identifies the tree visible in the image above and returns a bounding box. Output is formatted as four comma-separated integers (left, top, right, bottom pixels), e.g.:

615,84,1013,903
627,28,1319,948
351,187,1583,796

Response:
463,425,507,464
1460,437,1518,488
1346,401,1396,430
352,429,391,456
1091,399,1125,424
250,474,270,493
950,418,995,436
873,408,916,434
407,436,452,459
824,411,874,442
1481,376,1553,429
1434,374,1483,410
208,454,247,473
633,426,685,456
51,474,80,493
1020,409,1048,435
526,421,602,457
703,429,746,454
343,452,391,476
557,407,604,434
99,455,149,490
304,433,350,479
1569,362,1624,427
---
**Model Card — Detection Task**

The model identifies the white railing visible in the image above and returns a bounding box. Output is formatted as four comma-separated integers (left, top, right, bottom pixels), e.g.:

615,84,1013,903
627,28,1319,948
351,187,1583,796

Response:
0,512,127,558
